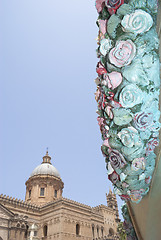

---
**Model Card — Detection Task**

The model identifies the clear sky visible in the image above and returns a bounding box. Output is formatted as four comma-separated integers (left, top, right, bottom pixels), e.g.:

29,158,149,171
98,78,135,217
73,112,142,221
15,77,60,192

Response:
0,0,123,218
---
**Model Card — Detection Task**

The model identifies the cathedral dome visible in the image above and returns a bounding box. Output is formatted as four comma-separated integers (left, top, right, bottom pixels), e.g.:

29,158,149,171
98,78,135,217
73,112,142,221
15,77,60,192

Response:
30,163,60,178
30,150,60,178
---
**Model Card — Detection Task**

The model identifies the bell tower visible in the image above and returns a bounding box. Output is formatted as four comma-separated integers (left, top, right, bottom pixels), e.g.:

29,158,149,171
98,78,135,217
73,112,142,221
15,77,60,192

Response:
106,188,120,222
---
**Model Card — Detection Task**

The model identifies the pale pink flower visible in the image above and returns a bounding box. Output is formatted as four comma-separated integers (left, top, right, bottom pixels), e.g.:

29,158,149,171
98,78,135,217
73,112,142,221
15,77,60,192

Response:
103,72,122,89
109,40,136,68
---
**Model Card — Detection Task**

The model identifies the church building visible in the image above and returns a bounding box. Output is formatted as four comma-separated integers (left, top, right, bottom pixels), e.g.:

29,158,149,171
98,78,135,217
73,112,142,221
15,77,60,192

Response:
0,151,120,240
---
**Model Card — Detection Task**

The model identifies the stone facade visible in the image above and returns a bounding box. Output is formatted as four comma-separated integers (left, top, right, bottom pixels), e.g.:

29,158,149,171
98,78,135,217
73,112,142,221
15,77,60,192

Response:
0,152,120,240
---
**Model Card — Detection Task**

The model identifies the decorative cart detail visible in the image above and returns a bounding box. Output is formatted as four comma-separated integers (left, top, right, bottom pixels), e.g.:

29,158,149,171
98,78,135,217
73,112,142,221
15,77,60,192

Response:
95,0,160,204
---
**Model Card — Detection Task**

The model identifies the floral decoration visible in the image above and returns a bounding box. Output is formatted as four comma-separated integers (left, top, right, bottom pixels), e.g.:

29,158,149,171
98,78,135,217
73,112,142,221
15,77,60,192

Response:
121,9,153,35
105,0,124,15
109,40,136,68
95,0,160,205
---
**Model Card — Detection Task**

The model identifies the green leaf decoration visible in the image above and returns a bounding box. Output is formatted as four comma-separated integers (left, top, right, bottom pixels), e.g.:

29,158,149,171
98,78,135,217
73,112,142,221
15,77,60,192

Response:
107,15,121,38
113,108,133,126
117,4,133,17
109,137,123,150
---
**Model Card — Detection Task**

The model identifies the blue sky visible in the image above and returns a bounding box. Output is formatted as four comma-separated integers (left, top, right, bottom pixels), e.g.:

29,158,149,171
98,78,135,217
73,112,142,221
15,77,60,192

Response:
0,0,123,218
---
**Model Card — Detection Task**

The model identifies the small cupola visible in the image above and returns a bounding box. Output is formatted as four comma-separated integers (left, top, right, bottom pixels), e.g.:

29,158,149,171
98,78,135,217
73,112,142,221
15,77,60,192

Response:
42,150,51,164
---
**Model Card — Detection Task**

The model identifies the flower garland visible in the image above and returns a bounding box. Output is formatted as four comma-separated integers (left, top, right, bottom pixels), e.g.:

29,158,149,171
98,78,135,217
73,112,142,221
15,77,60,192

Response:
95,0,160,203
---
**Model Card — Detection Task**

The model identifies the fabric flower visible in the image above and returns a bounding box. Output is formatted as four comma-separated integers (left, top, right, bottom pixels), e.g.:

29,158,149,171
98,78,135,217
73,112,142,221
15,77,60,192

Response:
146,138,159,156
100,38,112,56
109,40,136,68
118,127,140,148
120,194,131,201
121,10,153,35
108,170,120,184
131,158,146,171
96,62,107,75
119,84,143,108
134,112,153,131
130,190,142,203
102,72,122,89
105,0,124,15
95,0,106,13
109,149,127,169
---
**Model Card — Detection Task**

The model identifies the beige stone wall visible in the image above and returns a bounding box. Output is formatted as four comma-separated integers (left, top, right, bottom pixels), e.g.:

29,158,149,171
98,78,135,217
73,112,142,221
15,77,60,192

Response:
25,175,63,206
0,196,119,240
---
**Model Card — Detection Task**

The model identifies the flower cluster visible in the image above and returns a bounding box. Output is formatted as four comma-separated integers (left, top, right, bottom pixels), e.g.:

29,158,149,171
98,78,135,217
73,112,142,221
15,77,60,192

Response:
95,0,160,204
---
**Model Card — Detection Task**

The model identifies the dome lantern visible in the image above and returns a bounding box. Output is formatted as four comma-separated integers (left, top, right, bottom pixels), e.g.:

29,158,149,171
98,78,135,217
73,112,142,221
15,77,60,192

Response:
42,149,51,164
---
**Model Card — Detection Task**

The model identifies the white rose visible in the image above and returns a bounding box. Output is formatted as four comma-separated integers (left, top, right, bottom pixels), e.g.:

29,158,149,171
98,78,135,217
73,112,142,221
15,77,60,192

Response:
121,9,153,35
100,38,112,56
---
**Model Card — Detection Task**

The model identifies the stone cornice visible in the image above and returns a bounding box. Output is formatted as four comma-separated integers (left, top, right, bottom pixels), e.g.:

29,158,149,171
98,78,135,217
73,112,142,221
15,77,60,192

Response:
0,194,40,211
0,194,117,218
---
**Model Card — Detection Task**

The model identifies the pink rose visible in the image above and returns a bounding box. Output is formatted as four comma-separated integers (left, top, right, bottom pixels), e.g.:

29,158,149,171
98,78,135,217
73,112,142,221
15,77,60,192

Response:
105,0,124,15
109,40,136,68
102,72,122,89
95,0,106,13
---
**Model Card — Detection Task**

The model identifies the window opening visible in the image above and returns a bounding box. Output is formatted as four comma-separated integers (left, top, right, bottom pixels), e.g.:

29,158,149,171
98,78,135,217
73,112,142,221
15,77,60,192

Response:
25,225,29,238
76,224,80,236
54,190,57,198
29,190,31,198
40,188,45,196
101,228,103,237
92,226,94,238
43,225,48,237
109,228,114,236
97,226,99,237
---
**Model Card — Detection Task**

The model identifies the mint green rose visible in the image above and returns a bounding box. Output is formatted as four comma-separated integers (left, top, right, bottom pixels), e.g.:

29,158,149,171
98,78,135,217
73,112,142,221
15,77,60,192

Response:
121,9,153,35
119,84,143,108
118,127,144,160
118,127,139,148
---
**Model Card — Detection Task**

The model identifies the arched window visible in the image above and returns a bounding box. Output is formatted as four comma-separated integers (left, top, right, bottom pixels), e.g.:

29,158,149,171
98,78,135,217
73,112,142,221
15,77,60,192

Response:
76,224,80,236
25,225,29,238
40,188,45,196
101,227,104,237
43,225,48,237
92,225,94,238
97,226,99,237
109,228,114,236
29,190,31,198
54,190,57,198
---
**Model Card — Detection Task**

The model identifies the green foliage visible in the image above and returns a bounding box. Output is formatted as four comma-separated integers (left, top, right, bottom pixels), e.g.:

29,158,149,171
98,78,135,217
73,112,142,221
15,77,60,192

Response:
117,222,127,240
